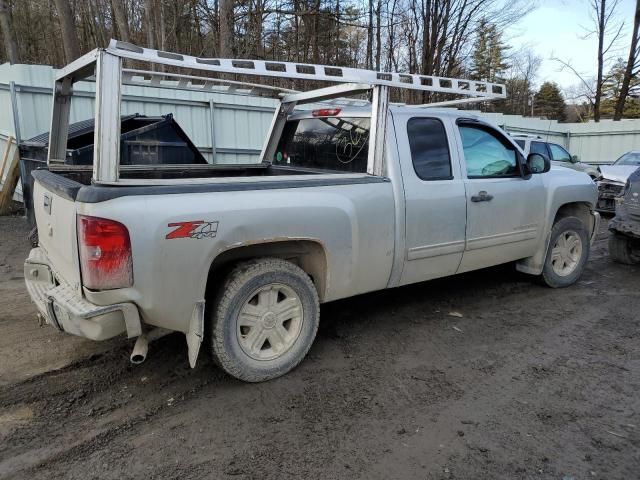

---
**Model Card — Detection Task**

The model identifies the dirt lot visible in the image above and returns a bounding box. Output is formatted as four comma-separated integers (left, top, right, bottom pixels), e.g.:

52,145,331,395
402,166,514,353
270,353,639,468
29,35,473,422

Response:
0,215,638,480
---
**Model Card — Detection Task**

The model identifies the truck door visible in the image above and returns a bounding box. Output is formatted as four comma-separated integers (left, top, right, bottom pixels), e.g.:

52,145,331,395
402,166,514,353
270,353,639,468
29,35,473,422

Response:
455,120,545,272
395,115,467,286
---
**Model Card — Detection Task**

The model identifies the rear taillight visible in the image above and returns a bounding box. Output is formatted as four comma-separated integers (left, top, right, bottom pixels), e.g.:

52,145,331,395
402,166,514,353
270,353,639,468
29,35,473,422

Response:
77,215,133,290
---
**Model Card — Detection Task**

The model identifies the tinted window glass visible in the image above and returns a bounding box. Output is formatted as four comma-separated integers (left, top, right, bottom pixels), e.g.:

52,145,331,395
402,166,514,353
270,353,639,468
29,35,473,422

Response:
548,143,571,162
274,117,370,173
459,124,519,177
407,118,452,180
530,141,548,156
614,152,640,166
514,139,525,149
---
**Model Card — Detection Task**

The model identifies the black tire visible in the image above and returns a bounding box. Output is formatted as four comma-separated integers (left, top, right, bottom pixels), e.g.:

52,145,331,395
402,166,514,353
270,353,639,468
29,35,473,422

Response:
609,233,640,265
210,257,319,382
541,216,590,288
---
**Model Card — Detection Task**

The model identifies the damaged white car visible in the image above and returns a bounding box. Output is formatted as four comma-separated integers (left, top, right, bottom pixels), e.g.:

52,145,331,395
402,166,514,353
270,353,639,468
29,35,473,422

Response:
597,151,640,213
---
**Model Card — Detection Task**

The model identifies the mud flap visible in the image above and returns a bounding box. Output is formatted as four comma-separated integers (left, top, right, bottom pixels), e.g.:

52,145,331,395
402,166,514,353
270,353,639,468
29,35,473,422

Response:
186,301,205,368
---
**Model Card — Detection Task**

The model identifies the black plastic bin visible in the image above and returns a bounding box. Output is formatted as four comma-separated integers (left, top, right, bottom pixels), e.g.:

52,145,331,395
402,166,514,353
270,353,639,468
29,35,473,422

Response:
19,113,206,227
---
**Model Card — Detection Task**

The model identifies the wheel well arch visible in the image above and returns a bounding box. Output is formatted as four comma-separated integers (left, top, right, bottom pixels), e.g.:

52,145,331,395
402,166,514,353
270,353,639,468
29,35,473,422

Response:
205,239,329,303
553,201,594,232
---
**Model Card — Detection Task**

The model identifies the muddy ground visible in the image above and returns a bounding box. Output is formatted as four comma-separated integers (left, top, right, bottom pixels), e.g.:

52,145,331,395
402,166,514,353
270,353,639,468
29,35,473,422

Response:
0,215,638,480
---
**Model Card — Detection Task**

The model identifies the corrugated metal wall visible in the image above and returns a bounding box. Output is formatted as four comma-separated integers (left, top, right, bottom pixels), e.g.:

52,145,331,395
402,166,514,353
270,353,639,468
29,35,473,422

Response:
476,111,640,164
1,63,640,171
0,63,277,166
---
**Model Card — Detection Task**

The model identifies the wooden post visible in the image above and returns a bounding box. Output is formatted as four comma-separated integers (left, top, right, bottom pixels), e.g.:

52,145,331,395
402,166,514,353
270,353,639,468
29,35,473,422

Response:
0,139,20,215
0,135,14,182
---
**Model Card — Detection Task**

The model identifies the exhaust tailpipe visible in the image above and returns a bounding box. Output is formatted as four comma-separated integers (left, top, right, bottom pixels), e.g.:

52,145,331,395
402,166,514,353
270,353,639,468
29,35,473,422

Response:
130,334,148,364
130,328,171,364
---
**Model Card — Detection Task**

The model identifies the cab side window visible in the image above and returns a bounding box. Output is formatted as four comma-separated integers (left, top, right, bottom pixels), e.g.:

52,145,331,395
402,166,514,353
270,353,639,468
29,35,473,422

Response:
458,124,519,178
548,143,571,162
407,118,452,181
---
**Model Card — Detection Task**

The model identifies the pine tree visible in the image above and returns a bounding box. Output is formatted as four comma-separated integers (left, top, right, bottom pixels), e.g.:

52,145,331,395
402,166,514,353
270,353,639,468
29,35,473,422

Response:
600,58,640,118
471,19,490,81
534,82,566,121
471,19,509,82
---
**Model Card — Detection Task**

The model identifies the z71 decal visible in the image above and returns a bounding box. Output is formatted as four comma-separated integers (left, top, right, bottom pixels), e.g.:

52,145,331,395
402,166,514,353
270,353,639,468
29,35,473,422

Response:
166,221,219,239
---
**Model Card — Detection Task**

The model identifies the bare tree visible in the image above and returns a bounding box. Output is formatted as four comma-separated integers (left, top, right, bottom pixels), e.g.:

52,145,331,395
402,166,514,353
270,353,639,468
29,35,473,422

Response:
144,0,156,49
219,0,234,57
53,0,81,62
589,0,624,121
614,0,640,120
111,0,131,43
0,0,19,64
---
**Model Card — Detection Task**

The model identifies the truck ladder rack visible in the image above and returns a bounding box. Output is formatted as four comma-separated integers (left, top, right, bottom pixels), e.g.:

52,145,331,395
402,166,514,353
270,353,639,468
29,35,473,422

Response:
106,40,506,100
121,69,297,98
50,39,509,184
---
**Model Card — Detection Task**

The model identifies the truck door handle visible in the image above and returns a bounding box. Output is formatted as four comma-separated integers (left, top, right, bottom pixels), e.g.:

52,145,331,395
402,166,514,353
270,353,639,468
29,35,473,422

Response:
471,191,493,202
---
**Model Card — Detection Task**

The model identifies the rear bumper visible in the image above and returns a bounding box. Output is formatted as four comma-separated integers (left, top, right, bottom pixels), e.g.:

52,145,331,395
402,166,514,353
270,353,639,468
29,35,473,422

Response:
24,247,141,340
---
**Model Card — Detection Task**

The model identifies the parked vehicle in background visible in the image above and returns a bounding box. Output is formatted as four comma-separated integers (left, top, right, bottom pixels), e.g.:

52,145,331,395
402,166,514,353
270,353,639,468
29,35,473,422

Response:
609,167,640,264
23,41,600,383
596,151,640,214
512,134,599,180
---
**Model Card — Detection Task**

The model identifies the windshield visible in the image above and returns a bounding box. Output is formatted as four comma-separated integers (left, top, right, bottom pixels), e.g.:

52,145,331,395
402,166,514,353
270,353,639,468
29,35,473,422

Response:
613,152,640,166
273,117,370,173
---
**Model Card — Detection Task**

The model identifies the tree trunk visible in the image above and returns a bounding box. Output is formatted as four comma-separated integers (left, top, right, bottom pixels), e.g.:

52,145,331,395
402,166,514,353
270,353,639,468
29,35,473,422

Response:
334,0,340,64
111,0,131,43
0,0,19,64
594,0,606,122
144,0,156,49
366,0,373,69
53,0,81,62
219,0,233,57
375,0,381,70
613,0,640,120
312,0,320,63
88,0,107,48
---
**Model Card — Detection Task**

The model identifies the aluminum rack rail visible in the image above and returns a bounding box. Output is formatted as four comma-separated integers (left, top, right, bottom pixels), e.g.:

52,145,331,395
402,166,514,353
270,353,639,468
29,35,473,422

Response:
105,40,505,99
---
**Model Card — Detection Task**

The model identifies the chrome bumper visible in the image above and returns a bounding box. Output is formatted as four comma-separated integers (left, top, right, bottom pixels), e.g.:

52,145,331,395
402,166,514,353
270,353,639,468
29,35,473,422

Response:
24,247,141,340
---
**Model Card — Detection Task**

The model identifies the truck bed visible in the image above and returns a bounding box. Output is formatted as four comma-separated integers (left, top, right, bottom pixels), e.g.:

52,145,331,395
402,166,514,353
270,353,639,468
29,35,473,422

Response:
46,163,333,185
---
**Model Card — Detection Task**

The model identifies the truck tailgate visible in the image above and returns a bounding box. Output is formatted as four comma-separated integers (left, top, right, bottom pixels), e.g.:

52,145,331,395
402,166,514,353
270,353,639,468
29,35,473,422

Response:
32,173,82,292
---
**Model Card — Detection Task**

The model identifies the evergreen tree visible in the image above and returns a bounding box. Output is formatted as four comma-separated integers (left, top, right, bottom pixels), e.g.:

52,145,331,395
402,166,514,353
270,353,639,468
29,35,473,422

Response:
600,58,640,118
471,19,509,82
534,82,566,121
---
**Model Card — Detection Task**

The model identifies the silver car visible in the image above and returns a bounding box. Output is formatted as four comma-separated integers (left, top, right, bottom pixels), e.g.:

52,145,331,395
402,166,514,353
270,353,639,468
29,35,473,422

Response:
513,135,599,180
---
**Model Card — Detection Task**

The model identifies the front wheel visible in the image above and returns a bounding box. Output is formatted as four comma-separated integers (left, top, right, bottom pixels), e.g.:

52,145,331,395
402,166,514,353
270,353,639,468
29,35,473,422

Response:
210,258,320,382
541,216,590,288
609,233,640,265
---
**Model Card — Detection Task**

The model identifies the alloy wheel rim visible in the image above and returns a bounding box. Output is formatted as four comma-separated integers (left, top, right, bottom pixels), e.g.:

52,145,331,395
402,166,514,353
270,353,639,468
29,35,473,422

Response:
236,283,304,361
551,230,583,277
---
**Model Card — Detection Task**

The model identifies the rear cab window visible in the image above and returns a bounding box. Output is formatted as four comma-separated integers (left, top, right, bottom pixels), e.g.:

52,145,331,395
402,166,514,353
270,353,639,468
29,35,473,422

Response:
273,116,370,173
407,118,452,180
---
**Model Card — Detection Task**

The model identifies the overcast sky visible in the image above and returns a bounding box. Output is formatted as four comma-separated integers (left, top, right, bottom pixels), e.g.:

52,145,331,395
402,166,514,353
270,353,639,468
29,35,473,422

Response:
505,0,636,91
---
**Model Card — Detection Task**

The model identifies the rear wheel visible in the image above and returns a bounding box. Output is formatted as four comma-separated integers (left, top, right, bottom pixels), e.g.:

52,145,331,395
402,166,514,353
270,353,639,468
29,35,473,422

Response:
609,233,640,265
210,258,319,382
541,216,590,288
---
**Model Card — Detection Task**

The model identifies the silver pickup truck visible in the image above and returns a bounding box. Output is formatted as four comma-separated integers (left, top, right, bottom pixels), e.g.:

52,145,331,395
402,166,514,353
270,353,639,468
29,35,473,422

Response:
24,41,599,382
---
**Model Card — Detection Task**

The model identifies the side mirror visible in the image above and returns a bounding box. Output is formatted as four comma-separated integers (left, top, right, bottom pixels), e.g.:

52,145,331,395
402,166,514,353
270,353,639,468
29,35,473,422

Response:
571,155,579,163
525,153,551,175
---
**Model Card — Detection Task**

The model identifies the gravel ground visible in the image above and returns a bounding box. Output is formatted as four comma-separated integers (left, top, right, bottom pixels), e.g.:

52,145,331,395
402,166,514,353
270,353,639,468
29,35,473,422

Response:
0,215,638,480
